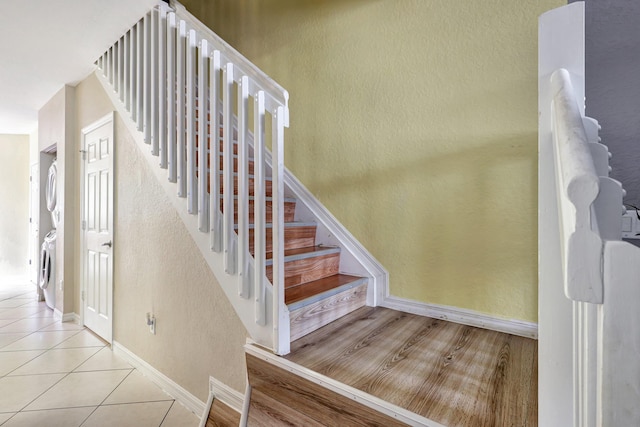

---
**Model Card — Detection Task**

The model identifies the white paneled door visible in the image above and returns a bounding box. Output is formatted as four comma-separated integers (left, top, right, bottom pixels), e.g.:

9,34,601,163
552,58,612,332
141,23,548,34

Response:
82,113,114,343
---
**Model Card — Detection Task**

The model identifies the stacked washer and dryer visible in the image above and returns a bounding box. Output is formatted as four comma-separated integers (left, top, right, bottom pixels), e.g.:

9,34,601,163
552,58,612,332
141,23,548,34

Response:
40,160,59,310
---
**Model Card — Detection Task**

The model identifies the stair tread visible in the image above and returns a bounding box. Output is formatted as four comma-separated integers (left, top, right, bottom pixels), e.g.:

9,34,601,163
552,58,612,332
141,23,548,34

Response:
265,246,340,265
286,274,367,307
235,221,316,230
218,171,272,181
218,195,296,203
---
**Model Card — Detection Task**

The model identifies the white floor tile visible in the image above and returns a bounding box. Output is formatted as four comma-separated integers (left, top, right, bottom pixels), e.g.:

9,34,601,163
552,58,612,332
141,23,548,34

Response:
0,412,15,424
104,370,173,405
160,401,201,427
0,317,57,333
75,347,132,372
25,369,131,410
0,373,65,412
0,318,19,328
0,300,31,309
1,407,95,427
0,332,29,349
9,347,102,376
55,330,106,349
39,321,85,332
82,401,173,427
0,307,50,321
0,350,44,376
1,330,83,351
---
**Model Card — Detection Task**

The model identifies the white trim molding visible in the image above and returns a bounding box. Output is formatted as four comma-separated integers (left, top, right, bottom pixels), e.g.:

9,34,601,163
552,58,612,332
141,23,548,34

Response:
113,341,205,417
60,312,80,324
209,376,244,413
381,295,538,339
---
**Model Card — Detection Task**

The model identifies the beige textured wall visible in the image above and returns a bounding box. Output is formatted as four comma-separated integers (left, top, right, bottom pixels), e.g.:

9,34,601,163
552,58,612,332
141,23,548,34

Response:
180,0,564,323
74,73,248,398
0,134,30,278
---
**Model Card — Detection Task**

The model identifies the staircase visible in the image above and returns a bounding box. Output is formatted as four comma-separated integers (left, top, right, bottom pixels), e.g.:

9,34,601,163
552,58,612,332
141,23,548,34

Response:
94,1,386,355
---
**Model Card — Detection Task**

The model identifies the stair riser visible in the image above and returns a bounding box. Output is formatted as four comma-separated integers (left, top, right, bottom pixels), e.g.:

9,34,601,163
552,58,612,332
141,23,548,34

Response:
250,226,316,255
289,283,367,342
195,134,239,154
266,253,339,288
220,199,296,223
195,152,254,174
219,176,272,197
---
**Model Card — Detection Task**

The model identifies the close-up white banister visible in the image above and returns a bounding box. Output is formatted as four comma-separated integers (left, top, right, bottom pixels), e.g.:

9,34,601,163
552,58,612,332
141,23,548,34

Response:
550,68,603,304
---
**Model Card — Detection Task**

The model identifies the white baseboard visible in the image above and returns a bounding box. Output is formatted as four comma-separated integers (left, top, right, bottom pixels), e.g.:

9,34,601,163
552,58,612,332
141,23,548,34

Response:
209,376,244,413
112,341,205,418
381,295,538,339
61,312,80,323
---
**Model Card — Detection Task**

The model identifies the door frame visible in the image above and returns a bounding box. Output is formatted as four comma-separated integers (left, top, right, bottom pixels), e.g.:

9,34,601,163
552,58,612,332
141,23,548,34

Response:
79,112,115,343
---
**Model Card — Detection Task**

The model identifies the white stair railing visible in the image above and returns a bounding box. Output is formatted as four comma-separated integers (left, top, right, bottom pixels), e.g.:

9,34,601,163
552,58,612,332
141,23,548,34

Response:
96,1,290,354
540,4,640,425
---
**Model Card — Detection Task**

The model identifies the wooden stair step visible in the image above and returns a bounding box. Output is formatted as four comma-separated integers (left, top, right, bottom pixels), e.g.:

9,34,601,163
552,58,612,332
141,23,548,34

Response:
235,222,316,254
212,172,272,196
285,274,367,307
288,280,368,342
219,196,296,223
265,246,340,288
195,153,254,174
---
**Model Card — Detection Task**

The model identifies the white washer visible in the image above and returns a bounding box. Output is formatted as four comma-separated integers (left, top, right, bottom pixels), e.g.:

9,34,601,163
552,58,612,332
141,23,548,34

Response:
39,230,56,310
46,159,59,228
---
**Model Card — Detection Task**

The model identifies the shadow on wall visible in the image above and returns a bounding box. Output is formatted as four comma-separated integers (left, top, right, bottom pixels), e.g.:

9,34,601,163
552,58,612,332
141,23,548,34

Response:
310,133,537,309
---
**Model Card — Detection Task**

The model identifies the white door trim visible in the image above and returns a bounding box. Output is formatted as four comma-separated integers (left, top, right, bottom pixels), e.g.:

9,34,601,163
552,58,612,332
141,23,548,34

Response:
80,112,115,343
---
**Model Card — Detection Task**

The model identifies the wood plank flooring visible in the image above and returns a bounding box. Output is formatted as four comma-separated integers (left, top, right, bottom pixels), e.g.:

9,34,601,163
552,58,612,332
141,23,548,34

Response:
206,399,241,427
285,306,537,427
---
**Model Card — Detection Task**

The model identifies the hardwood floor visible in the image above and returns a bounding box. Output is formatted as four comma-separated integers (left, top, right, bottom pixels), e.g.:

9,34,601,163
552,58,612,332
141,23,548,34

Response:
285,306,537,427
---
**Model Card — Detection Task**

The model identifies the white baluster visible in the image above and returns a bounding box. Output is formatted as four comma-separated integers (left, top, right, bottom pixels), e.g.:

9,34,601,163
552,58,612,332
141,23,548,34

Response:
143,12,151,144
123,32,130,111
238,76,250,298
111,44,116,87
209,50,222,252
186,29,198,214
129,25,137,122
158,6,168,168
150,8,159,154
136,20,144,133
166,12,177,183
223,62,236,274
176,20,187,198
272,106,289,355
198,40,210,232
118,36,125,103
254,91,266,325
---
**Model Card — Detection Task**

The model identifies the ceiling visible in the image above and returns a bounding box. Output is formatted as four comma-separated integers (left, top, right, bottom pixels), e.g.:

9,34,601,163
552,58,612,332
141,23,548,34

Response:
0,0,159,135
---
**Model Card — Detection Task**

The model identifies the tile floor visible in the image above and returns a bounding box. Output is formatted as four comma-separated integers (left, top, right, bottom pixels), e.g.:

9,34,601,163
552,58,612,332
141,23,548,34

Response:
0,280,201,427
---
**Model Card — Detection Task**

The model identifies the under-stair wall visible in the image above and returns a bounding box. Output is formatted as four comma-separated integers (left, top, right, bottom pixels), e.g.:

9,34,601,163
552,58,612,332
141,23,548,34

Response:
94,0,386,356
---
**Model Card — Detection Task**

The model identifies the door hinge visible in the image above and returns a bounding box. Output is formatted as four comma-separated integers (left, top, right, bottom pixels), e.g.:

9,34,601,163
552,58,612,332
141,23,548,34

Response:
79,149,87,160
29,259,31,265
81,290,85,301
82,220,87,230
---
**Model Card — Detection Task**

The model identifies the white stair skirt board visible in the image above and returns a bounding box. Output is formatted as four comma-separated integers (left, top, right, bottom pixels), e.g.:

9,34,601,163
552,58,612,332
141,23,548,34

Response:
244,343,446,427
113,341,205,418
381,295,538,339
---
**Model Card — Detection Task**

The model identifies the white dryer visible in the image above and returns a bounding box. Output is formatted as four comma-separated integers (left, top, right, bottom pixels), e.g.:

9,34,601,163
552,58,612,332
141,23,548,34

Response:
46,159,59,228
39,230,56,310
